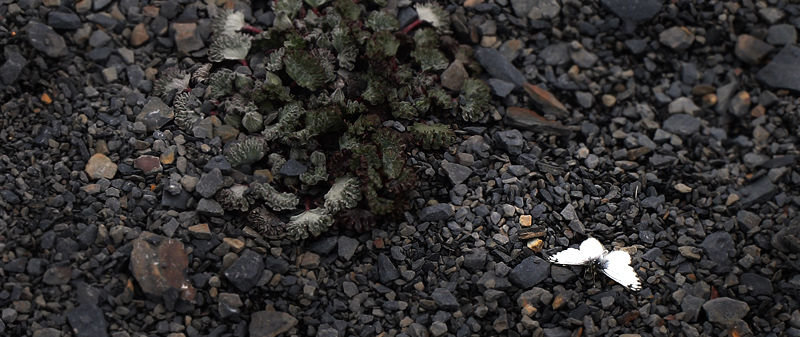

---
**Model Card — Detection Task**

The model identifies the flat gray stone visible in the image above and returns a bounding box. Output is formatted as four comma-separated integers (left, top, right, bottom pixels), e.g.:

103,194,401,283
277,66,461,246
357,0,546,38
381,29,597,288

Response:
26,22,68,58
474,47,526,88
757,45,800,91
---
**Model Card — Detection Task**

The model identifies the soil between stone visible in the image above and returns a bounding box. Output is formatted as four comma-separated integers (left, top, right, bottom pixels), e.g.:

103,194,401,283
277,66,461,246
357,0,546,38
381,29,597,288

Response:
1,0,800,337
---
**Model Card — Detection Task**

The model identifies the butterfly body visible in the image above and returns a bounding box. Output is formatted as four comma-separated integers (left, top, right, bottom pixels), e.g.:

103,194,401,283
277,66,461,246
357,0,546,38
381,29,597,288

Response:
549,238,641,291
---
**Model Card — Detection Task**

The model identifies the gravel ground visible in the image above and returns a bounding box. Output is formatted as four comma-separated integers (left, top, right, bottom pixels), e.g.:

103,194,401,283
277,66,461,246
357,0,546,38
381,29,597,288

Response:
2,0,800,336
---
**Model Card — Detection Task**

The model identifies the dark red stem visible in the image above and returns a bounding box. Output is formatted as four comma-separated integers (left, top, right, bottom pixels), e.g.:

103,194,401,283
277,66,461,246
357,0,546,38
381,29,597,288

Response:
241,25,263,34
240,60,248,67
401,20,424,34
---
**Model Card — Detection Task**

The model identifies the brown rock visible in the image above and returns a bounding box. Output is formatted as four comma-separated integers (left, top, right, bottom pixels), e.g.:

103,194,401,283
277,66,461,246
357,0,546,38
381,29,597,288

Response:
214,124,240,143
523,83,569,118
249,311,298,337
223,238,245,253
85,153,117,180
188,223,212,239
729,91,751,117
504,107,574,136
130,23,149,47
519,215,532,227
75,0,91,13
173,22,204,54
298,252,320,269
659,26,695,51
735,35,774,65
160,146,176,165
134,155,162,175
142,5,159,17
440,60,468,91
463,0,484,7
130,232,197,302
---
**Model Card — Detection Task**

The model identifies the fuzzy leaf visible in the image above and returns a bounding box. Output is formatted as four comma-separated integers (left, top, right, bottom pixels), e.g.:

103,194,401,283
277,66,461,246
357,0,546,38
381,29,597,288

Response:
311,48,337,83
367,30,399,57
208,33,252,62
242,110,264,133
248,206,286,237
208,68,236,99
373,129,404,179
362,73,390,104
154,67,190,97
266,48,285,72
324,175,361,214
262,102,304,142
225,137,267,167
305,0,328,8
286,208,334,240
250,72,292,102
284,50,329,90
413,28,440,49
294,106,344,142
348,114,381,135
218,185,251,212
273,0,303,18
211,9,245,36
250,181,300,211
172,91,202,131
409,122,456,150
414,3,451,33
459,78,491,122
273,12,293,31
390,101,417,120
191,63,212,85
411,47,449,72
288,209,333,238
300,151,328,185
366,11,399,31
428,86,454,109
335,0,361,21
363,185,394,215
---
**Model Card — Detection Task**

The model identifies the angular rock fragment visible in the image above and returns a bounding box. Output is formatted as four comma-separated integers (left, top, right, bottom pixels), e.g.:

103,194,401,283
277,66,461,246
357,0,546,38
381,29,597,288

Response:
756,45,800,91
130,232,196,302
504,107,574,136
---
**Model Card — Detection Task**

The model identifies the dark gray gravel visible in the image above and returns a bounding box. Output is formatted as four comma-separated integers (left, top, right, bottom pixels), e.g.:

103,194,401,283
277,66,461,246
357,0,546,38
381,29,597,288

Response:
1,0,800,336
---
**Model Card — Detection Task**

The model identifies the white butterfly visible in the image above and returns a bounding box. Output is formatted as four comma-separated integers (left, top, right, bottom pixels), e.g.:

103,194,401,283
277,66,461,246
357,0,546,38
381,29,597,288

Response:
548,238,641,291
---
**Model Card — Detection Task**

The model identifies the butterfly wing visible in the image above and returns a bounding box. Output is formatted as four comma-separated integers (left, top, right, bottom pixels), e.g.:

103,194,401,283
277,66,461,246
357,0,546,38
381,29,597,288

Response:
549,247,592,265
550,238,605,265
600,250,641,291
579,238,605,261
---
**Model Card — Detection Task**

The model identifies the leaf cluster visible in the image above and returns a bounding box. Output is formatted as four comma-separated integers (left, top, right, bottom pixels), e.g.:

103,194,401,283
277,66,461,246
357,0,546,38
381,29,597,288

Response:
164,1,493,240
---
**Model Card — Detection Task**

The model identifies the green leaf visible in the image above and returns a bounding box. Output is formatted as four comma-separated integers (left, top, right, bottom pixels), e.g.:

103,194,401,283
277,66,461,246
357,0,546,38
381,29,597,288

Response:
208,33,252,62
459,78,491,122
211,9,245,36
208,68,236,99
367,30,399,57
274,0,303,18
414,3,451,33
284,50,329,90
225,137,267,167
335,0,361,21
411,47,449,72
413,28,440,49
366,11,399,31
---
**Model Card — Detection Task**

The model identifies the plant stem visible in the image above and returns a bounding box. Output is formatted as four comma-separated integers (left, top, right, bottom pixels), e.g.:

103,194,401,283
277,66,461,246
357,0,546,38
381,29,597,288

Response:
400,19,424,34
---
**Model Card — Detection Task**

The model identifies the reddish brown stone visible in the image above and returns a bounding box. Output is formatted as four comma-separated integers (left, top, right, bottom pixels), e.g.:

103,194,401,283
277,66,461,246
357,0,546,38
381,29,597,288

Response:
504,107,574,136
85,153,117,180
134,155,162,175
523,83,569,118
249,311,298,337
130,23,149,47
130,232,196,302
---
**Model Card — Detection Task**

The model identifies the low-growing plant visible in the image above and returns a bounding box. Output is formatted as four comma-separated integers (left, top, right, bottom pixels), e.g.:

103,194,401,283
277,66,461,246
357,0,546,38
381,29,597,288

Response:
157,0,492,239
